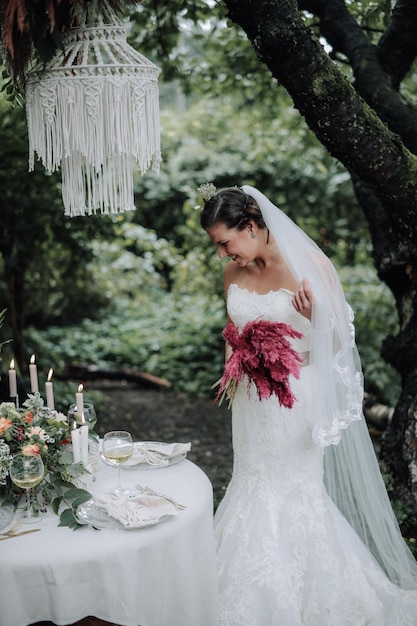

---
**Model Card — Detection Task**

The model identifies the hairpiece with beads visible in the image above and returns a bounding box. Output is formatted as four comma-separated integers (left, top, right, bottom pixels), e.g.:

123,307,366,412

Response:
198,182,217,201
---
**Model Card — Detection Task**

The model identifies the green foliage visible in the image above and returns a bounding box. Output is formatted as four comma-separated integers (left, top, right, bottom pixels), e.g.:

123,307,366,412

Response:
0,85,121,365
380,462,417,555
129,0,278,105
0,309,12,365
338,263,400,407
47,473,92,530
26,293,226,396
24,220,227,396
134,97,369,269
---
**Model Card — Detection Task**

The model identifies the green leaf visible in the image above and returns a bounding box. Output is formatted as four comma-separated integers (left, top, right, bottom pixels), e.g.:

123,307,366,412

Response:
71,491,93,508
51,496,62,515
58,507,83,530
62,486,91,500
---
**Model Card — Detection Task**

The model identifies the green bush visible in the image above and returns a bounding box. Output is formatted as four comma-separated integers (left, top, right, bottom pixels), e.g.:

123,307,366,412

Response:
26,292,226,397
25,223,227,397
338,263,400,407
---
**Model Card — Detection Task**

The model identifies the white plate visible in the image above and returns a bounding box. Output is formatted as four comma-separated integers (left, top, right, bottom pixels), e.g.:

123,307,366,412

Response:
76,493,179,531
101,441,187,470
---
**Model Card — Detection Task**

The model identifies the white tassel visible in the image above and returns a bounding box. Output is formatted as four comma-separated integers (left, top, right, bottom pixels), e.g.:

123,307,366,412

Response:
25,4,161,217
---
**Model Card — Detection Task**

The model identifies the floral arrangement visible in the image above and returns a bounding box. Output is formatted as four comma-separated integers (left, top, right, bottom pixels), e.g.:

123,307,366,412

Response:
213,319,304,408
0,393,93,528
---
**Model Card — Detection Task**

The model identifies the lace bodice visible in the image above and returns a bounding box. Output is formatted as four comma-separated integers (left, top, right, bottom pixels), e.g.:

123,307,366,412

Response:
227,284,312,354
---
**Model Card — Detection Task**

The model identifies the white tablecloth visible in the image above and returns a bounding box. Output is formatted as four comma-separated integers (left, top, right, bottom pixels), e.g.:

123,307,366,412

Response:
0,459,219,626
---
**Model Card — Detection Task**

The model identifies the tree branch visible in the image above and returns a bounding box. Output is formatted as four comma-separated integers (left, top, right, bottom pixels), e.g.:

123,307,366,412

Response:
224,0,417,234
377,0,417,90
299,0,417,154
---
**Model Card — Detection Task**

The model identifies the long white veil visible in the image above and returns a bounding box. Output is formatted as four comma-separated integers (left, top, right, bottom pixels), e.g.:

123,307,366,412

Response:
242,184,417,589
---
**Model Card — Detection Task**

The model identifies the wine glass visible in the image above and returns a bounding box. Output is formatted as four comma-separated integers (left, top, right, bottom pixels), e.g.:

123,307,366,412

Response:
68,403,97,427
10,454,44,524
102,431,134,494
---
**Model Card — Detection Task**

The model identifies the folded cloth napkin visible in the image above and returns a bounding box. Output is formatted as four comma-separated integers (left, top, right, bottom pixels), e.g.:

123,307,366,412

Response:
95,490,180,528
124,441,191,467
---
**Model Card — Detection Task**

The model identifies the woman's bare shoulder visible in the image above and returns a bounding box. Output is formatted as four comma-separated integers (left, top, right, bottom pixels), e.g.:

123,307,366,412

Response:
224,261,244,294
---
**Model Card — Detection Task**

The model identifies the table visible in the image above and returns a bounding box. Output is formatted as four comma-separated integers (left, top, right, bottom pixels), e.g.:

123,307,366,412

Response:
0,458,219,626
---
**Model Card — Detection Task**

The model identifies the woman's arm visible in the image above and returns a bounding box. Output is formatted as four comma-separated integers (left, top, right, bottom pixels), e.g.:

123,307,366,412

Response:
292,278,313,320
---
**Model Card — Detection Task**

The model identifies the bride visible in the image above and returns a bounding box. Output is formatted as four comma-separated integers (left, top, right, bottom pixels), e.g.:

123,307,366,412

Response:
200,184,417,625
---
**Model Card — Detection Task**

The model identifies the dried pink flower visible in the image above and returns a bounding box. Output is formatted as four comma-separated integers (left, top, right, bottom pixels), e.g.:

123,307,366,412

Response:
213,319,303,409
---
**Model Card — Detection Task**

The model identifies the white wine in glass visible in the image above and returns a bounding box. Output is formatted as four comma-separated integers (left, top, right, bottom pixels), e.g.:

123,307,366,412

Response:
10,454,44,523
102,431,134,494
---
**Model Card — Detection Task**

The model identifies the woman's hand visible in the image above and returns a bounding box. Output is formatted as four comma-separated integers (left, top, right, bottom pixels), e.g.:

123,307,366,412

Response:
292,279,313,320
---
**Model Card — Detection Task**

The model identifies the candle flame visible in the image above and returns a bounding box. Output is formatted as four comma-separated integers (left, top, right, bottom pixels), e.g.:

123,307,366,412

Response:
78,384,83,393
30,354,36,364
81,414,86,424
73,420,77,430
10,359,15,369
47,368,53,381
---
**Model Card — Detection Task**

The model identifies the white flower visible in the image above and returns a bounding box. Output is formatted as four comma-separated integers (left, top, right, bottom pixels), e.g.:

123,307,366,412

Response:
28,426,47,441
53,411,68,423
198,182,217,200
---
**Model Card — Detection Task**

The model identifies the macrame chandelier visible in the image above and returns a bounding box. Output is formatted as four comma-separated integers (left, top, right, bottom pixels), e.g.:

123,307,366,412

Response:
25,2,161,217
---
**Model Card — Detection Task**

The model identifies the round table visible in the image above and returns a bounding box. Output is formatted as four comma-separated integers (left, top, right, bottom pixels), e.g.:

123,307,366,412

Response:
0,458,219,626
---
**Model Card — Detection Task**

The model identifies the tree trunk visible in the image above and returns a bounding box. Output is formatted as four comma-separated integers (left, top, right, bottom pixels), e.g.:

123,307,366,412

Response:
223,0,417,525
224,1,417,232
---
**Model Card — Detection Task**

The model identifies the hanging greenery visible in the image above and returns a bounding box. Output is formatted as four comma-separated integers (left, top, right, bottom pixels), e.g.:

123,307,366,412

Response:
0,0,142,87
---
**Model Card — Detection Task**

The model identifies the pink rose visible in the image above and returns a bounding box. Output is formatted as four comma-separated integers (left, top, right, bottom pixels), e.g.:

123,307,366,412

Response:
24,412,34,424
0,417,13,435
22,443,41,456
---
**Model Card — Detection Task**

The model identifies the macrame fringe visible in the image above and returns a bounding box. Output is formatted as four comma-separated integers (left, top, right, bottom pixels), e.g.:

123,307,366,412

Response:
26,77,160,215
25,5,161,216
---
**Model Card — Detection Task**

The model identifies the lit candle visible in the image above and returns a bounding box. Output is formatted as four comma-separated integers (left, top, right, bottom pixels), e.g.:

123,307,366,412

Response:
80,415,89,466
71,421,81,464
29,354,39,393
45,368,55,410
75,384,84,417
8,359,17,397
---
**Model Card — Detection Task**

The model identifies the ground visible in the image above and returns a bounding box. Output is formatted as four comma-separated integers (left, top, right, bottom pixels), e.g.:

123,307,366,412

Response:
88,379,233,509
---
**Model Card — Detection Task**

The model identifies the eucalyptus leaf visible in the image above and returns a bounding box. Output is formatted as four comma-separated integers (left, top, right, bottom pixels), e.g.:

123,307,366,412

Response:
51,496,62,515
71,491,93,508
59,507,83,530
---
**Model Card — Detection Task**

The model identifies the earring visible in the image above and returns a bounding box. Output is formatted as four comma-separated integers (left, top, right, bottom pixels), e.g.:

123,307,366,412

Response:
251,232,256,239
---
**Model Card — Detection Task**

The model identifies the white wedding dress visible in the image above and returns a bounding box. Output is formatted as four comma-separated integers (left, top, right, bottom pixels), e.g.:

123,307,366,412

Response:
214,284,417,626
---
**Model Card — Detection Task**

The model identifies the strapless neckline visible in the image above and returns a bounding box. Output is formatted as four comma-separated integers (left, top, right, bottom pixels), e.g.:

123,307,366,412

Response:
228,283,294,297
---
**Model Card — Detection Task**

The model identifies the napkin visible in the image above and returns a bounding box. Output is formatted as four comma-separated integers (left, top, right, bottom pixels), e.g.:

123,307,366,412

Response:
124,441,191,467
95,490,180,528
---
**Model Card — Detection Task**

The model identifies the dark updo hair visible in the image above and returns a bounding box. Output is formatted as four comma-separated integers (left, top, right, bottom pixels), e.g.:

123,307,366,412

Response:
200,187,266,232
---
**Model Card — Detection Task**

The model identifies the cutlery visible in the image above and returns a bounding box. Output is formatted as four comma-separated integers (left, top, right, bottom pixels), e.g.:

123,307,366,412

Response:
0,528,41,541
141,485,187,510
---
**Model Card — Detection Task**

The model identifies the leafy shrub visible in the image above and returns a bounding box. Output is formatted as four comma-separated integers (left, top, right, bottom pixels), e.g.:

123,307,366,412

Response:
338,263,400,407
26,292,226,397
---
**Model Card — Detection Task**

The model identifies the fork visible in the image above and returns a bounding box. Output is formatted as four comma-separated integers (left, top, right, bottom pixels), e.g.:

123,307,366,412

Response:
0,528,41,541
139,485,187,510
